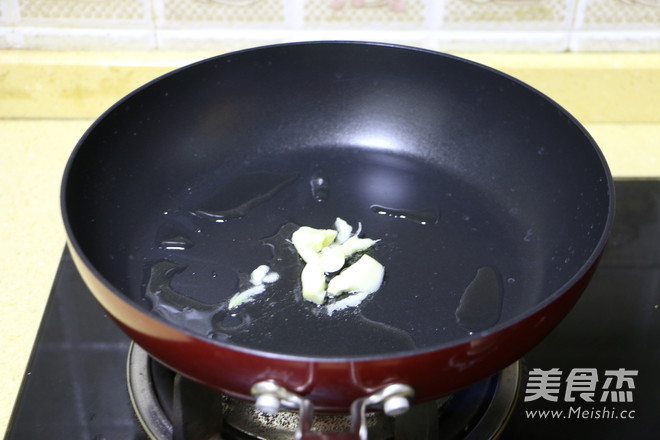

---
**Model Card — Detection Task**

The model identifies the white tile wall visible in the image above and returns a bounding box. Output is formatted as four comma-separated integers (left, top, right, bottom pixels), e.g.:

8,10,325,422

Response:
572,0,660,50
0,0,18,24
577,0,660,29
0,0,659,51
16,0,152,26
154,0,287,28
442,0,574,30
302,0,427,28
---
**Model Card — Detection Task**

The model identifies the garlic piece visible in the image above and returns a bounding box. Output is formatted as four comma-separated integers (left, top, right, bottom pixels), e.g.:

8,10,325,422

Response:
334,217,353,244
326,254,384,297
297,246,321,265
249,264,271,285
292,219,384,308
229,265,279,309
301,262,327,305
291,226,337,253
262,272,280,284
228,284,267,310
326,291,371,316
341,236,378,257
319,245,345,273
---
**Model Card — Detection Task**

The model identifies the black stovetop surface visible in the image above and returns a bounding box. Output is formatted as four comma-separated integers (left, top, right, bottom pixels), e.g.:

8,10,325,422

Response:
5,180,660,440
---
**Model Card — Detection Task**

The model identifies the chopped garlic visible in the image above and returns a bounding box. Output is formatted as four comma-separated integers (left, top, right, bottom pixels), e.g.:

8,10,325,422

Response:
262,272,280,284
250,264,271,285
319,245,345,273
297,246,321,265
291,218,384,310
341,236,378,257
228,265,279,309
326,255,384,297
291,226,337,253
334,217,353,244
301,262,327,304
228,284,267,310
326,291,371,316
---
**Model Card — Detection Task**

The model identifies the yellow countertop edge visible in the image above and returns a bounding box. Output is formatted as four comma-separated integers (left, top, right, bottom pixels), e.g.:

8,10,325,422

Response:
0,49,219,67
2,50,660,122
2,50,660,68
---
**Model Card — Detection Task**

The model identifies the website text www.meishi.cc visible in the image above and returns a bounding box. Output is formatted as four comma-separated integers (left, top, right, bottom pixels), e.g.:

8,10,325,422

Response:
525,406,636,420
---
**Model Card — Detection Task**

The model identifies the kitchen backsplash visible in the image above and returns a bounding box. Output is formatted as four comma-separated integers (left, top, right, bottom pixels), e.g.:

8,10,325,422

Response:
0,0,659,51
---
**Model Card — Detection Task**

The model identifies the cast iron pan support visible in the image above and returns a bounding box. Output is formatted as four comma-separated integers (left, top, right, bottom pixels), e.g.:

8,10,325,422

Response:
251,380,415,439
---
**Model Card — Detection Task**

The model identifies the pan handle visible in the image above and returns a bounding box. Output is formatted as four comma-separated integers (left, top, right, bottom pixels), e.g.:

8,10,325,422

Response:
251,381,415,440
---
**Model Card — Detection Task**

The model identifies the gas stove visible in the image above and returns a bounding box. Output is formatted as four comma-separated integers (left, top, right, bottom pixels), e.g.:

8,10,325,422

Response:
5,180,660,439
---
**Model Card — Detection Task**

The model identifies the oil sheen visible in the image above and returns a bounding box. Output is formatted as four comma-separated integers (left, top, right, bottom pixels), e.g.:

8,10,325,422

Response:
137,146,528,357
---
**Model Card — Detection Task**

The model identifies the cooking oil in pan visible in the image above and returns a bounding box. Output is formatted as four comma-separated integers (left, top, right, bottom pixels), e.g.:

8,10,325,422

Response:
157,236,194,251
455,266,503,333
193,172,297,222
155,218,195,250
370,204,439,225
145,221,417,356
146,261,223,336
310,169,330,202
138,146,529,356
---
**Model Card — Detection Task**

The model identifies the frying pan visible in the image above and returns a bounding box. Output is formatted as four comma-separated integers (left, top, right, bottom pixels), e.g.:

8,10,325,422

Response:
61,42,614,417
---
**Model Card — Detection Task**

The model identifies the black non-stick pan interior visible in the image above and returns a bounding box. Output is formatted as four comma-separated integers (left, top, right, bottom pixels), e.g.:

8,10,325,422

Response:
63,42,612,358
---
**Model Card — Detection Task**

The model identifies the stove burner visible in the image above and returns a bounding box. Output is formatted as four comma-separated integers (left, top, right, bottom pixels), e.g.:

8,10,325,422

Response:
127,343,520,439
